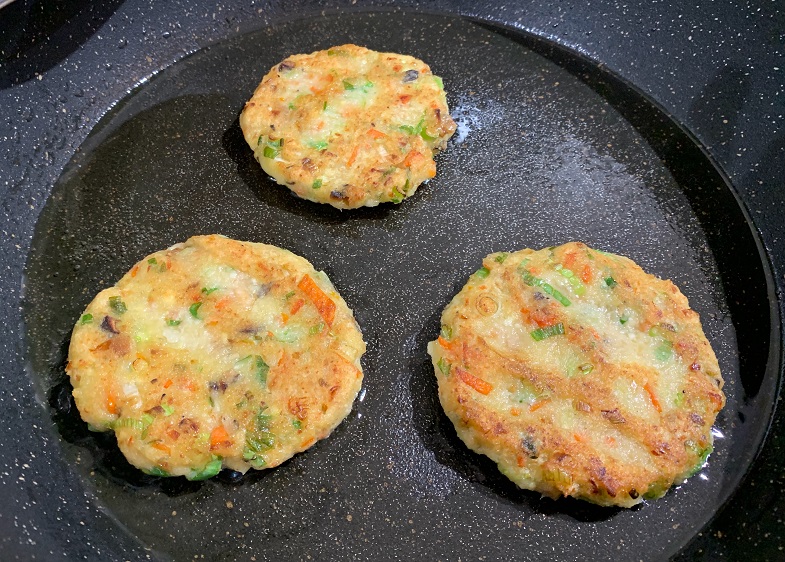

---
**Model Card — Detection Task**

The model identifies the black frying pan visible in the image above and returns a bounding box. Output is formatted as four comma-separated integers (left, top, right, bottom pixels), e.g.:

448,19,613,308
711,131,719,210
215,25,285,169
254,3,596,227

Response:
2,3,783,561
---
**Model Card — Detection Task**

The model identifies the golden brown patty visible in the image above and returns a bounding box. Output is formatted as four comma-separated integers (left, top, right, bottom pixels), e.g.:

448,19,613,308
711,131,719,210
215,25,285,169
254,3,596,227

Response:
67,235,366,479
239,44,456,209
427,242,725,507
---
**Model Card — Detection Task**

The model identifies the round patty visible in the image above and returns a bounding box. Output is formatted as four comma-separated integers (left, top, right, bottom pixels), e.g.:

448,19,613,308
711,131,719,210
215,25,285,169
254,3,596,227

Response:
239,44,456,209
67,235,366,480
427,242,725,507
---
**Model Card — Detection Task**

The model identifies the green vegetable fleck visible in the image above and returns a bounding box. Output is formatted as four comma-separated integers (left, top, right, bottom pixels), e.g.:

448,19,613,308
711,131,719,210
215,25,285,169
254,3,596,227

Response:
189,302,202,318
308,140,328,151
80,313,93,325
262,138,283,159
520,268,571,307
530,323,565,341
474,266,490,279
109,296,127,314
166,319,182,326
161,403,175,416
201,287,219,295
605,276,618,288
437,357,451,376
292,419,302,430
312,178,323,189
187,458,222,481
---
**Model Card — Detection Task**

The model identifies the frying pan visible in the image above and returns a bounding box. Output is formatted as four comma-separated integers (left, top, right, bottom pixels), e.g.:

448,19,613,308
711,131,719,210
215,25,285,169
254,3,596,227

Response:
1,1,783,560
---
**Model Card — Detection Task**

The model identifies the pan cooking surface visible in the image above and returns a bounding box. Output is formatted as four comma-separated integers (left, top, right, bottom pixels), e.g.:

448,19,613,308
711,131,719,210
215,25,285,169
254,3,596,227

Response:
23,12,774,561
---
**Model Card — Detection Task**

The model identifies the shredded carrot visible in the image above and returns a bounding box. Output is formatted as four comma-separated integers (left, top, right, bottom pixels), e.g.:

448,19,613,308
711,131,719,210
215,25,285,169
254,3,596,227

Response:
437,336,452,349
581,264,593,284
163,379,173,389
402,150,422,168
151,442,171,455
644,383,662,412
130,265,139,277
347,144,360,167
456,367,493,395
91,340,112,352
301,437,316,448
563,251,577,269
573,433,585,443
298,274,336,326
214,297,230,311
529,400,549,412
367,128,385,139
398,94,412,104
281,312,290,325
510,407,522,417
209,425,231,449
516,454,527,468
185,380,198,392
290,298,305,315
606,436,616,446
106,390,119,415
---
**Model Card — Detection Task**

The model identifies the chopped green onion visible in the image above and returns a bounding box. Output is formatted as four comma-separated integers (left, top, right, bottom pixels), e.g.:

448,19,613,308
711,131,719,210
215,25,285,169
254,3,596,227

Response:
254,355,269,385
309,322,325,335
619,314,629,325
187,458,222,481
343,80,355,90
323,101,328,110
312,178,323,189
520,268,571,306
674,391,685,407
161,403,175,416
308,140,328,151
440,325,453,340
530,323,565,341
148,258,158,265
284,290,296,300
166,319,181,326
494,253,509,264
292,419,302,430
474,266,490,279
437,357,451,376
555,264,586,295
189,302,202,318
390,186,404,204
108,296,127,314
433,76,444,89
80,313,93,325
144,467,169,477
201,287,219,295
605,277,618,288
262,138,283,159
654,341,673,362
288,102,295,110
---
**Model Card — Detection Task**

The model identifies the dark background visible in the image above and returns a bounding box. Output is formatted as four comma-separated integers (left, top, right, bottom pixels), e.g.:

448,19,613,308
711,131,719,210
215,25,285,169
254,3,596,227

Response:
0,0,783,560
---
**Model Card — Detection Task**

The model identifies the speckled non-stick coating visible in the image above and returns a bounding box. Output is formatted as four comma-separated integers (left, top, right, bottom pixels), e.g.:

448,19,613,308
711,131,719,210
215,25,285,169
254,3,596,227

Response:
2,3,783,561
16,12,778,561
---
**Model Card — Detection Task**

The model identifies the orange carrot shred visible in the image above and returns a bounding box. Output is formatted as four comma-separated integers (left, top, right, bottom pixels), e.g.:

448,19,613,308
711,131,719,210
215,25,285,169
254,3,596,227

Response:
367,128,385,139
645,383,662,412
510,407,522,417
163,379,173,389
581,264,593,284
347,144,360,167
210,425,231,449
290,298,305,315
298,274,336,326
151,442,171,455
106,391,119,415
456,367,493,395
402,150,422,168
281,313,289,325
399,94,412,104
437,336,452,349
529,400,549,412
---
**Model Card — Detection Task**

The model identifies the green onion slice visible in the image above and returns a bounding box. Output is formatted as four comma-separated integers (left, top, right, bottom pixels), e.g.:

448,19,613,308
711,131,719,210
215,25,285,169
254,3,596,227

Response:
189,302,202,318
530,323,565,341
108,296,127,314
